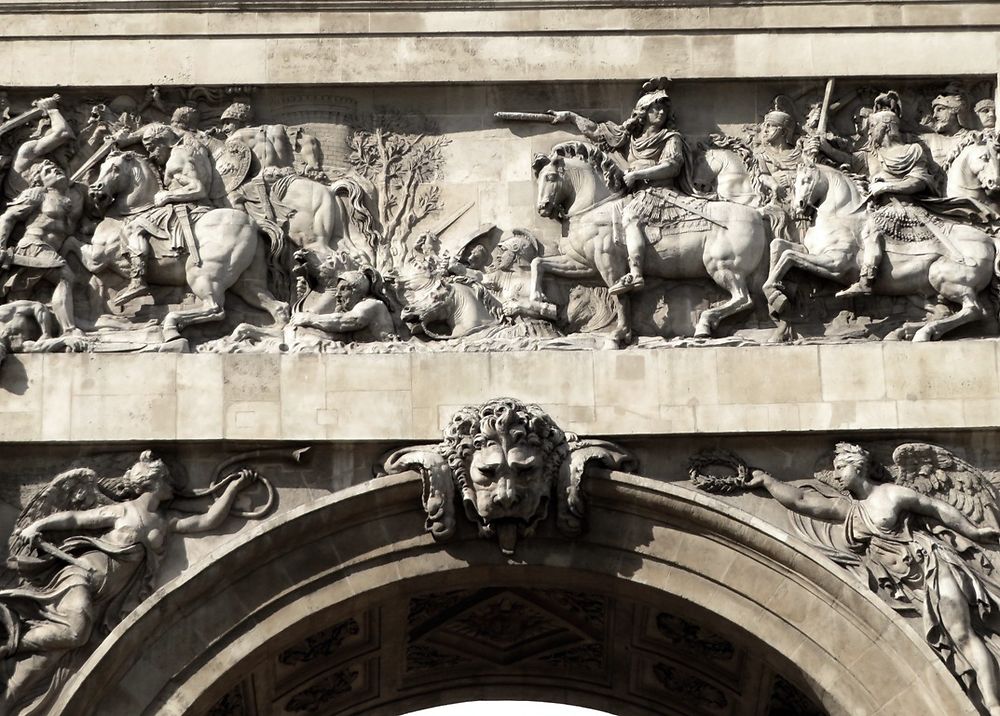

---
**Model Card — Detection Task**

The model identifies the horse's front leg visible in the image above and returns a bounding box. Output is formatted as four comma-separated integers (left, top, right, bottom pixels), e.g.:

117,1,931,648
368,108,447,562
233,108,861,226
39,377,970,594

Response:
773,249,854,285
762,239,800,294
530,254,593,303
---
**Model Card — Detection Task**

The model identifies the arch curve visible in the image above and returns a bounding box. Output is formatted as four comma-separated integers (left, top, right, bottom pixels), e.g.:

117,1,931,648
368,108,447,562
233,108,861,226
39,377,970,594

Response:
54,472,976,716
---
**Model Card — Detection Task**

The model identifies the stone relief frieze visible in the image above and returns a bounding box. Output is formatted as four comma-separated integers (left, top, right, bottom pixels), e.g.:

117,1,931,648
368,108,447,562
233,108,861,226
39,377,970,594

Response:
694,440,1000,715
0,78,998,362
381,397,636,554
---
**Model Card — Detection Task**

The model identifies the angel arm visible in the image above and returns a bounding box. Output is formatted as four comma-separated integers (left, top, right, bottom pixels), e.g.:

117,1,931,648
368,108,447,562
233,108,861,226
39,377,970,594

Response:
169,471,254,534
19,504,120,540
748,470,850,521
902,488,999,542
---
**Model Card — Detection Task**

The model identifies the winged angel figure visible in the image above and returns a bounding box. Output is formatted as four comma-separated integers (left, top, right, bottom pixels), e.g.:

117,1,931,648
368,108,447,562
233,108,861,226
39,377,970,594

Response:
749,442,1000,715
0,450,275,716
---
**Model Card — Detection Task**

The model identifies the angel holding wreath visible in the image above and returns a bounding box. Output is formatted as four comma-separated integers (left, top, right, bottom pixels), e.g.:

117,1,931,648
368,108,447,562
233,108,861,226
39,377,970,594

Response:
747,442,1000,715
0,450,275,716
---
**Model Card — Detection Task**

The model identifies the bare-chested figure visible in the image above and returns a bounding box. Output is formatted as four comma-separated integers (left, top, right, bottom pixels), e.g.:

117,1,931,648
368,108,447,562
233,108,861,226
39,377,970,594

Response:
288,264,395,344
115,122,215,306
220,101,295,171
3,96,75,201
0,160,83,333
0,300,88,366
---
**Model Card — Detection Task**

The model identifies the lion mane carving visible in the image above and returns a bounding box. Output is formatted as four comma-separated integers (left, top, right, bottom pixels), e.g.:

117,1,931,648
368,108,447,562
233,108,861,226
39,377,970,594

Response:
382,397,636,554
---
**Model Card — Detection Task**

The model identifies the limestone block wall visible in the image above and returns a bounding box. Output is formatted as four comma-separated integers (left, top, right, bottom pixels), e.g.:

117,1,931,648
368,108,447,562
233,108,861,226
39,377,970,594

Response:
2,341,997,442
0,1,998,86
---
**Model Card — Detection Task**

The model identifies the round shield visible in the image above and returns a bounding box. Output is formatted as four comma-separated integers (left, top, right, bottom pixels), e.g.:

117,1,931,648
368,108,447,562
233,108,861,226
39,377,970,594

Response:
215,140,252,193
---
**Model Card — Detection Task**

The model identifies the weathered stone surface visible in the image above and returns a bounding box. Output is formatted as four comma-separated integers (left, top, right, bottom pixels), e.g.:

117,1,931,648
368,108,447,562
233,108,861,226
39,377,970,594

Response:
1,3,999,716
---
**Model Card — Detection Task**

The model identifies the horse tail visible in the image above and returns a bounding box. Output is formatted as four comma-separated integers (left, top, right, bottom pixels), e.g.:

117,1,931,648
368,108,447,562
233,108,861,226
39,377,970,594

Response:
254,216,291,301
330,178,381,259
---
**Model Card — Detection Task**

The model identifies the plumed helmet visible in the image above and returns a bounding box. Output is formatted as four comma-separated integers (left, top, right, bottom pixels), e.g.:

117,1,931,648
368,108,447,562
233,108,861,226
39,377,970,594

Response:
870,91,903,128
763,96,796,131
931,93,966,112
141,122,178,145
633,89,671,115
221,101,252,124
497,228,543,260
170,105,199,130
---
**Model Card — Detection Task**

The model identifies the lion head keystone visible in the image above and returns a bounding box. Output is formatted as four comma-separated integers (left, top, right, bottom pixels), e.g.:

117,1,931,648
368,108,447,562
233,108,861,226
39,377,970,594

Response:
382,397,637,554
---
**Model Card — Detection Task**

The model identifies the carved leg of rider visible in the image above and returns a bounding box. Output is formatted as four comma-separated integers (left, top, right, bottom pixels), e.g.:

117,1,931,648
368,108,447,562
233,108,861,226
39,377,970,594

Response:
836,225,881,297
50,265,78,333
610,221,646,296
114,231,151,306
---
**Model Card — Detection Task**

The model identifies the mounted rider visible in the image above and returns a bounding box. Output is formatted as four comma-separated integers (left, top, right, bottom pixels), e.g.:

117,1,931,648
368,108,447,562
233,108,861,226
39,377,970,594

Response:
754,99,803,205
216,102,301,227
810,91,990,297
550,78,706,295
114,122,215,306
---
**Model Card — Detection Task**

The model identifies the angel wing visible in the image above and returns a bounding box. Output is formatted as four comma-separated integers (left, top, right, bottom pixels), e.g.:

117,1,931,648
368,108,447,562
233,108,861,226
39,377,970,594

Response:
8,467,112,557
892,443,1000,530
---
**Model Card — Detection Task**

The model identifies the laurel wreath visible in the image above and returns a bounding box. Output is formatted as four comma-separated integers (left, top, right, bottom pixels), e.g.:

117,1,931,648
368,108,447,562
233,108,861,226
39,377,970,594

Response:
688,449,750,494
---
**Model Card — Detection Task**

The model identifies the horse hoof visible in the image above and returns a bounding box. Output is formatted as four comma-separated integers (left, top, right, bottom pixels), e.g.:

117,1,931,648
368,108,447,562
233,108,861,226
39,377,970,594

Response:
912,329,935,343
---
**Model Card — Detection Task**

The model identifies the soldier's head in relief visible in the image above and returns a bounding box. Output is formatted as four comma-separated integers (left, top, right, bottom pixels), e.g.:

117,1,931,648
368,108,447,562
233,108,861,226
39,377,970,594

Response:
140,123,179,166
220,102,253,136
170,105,200,133
976,99,996,130
490,229,542,272
761,106,795,148
26,160,68,191
931,93,969,135
626,89,675,136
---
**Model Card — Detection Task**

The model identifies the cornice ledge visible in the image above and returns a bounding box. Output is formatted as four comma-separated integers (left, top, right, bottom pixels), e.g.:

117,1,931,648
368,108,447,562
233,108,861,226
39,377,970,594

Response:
0,0,973,13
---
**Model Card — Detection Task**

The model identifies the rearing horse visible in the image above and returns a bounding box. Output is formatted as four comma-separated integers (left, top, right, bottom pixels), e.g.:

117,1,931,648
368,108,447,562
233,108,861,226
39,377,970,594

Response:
532,141,767,341
944,135,1000,214
764,158,1000,341
79,151,289,340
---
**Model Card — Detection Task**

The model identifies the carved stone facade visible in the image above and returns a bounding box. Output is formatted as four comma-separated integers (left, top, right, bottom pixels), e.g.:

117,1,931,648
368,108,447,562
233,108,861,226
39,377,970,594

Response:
2,74,1000,360
1,2,998,716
